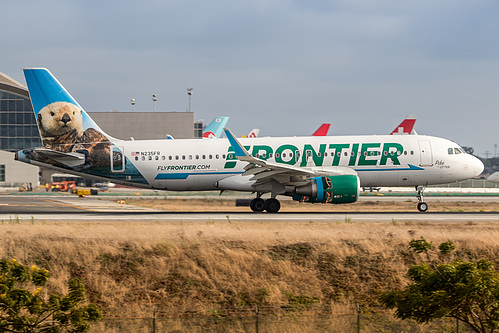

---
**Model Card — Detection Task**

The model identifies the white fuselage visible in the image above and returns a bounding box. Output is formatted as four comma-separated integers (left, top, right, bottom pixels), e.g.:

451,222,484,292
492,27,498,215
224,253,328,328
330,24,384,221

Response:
106,134,483,191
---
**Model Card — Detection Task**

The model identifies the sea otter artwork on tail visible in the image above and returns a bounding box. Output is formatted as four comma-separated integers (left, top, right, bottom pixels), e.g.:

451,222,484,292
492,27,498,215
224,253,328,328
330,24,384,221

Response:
23,68,112,170
38,102,83,138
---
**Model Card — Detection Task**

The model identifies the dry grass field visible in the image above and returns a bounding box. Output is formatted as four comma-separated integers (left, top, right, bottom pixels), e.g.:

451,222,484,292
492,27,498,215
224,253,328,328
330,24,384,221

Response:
2,198,499,331
2,220,499,306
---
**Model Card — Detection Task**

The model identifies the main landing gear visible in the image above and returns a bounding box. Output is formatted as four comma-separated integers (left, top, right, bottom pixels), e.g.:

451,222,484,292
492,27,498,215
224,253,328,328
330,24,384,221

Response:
250,194,281,213
416,185,428,212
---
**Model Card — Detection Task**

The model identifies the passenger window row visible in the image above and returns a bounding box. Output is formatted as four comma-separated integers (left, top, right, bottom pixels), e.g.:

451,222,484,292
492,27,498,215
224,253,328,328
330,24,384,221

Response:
134,150,419,162
134,154,226,161
250,150,415,158
135,148,420,161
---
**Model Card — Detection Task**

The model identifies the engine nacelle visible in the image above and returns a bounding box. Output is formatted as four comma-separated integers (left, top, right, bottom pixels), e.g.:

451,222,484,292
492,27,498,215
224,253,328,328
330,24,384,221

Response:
292,175,359,204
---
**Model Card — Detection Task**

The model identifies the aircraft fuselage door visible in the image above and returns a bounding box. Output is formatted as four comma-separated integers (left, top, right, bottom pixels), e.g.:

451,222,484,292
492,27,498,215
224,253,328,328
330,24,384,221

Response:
418,140,433,167
111,146,125,172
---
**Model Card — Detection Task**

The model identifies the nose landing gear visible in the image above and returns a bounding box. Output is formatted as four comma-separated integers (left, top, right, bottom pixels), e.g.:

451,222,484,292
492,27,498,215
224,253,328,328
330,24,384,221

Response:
416,185,428,212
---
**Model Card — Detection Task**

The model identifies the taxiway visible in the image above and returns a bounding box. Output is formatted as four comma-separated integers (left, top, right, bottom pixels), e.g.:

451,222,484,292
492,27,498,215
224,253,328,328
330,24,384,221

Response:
1,196,498,223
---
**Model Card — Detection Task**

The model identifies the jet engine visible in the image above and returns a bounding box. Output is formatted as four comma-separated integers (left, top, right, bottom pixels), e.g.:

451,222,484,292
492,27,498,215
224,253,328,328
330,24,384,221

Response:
292,175,359,204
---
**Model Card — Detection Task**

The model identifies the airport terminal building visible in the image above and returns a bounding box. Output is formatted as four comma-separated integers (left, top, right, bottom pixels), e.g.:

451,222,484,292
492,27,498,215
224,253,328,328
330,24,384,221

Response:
0,71,203,186
89,111,199,140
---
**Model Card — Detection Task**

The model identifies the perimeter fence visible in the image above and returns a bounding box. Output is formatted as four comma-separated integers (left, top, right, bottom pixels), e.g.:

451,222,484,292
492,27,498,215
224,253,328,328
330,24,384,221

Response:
92,304,473,332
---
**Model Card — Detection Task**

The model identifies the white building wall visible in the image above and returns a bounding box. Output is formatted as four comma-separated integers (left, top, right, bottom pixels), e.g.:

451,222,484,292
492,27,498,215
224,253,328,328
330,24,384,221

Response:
0,150,39,187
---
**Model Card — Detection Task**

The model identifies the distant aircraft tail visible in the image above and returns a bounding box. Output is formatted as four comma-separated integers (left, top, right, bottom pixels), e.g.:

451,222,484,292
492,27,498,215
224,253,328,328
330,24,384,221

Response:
247,129,260,138
202,116,229,138
312,123,331,136
23,68,112,149
390,115,417,135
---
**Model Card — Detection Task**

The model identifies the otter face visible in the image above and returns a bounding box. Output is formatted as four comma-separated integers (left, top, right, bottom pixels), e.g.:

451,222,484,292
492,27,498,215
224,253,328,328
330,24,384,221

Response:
37,102,84,138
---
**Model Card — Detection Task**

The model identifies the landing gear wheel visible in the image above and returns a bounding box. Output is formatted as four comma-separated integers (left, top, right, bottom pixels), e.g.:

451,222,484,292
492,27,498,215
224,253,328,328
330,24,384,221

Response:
415,185,428,213
250,198,265,212
417,202,428,212
264,198,281,213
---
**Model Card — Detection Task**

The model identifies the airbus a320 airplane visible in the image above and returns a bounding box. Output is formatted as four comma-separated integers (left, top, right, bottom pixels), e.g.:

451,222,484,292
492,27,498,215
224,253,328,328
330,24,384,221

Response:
16,68,483,213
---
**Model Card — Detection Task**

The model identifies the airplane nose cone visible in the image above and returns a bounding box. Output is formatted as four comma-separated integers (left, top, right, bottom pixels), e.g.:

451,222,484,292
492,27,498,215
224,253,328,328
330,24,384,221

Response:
470,156,484,178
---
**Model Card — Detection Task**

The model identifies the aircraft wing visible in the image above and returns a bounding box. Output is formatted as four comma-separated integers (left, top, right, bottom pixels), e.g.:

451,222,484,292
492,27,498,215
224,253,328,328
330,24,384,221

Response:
32,148,86,167
224,128,356,187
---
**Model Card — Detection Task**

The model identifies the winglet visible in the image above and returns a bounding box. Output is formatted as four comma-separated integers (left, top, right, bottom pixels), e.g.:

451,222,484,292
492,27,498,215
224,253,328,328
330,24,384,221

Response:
224,128,251,158
224,128,313,175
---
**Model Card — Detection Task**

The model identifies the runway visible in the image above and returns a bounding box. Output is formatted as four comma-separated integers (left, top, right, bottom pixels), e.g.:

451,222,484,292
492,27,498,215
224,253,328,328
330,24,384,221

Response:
1,196,499,223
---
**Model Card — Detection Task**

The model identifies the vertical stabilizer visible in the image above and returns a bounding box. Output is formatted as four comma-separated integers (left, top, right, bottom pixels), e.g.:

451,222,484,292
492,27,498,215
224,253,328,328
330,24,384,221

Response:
23,68,112,148
390,115,417,135
202,116,229,138
247,129,260,138
312,123,331,136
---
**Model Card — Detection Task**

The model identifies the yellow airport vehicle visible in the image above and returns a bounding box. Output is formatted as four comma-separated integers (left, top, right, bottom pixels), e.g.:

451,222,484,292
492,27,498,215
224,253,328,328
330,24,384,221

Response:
71,188,98,198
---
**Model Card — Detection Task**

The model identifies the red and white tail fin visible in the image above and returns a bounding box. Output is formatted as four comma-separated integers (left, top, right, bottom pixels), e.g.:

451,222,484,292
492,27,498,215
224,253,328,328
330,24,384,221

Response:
247,129,260,138
312,123,330,136
390,115,417,135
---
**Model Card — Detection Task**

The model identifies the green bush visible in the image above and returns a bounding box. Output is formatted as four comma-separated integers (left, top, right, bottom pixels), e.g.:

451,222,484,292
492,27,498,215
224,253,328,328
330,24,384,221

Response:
0,258,101,333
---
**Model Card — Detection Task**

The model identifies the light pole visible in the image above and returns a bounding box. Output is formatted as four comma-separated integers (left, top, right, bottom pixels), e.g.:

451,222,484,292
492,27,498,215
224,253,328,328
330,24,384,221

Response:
152,94,157,112
130,98,135,111
187,87,193,112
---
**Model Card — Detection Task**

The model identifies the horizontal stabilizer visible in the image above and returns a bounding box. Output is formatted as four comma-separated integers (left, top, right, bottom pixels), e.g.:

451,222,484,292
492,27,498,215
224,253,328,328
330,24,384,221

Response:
33,148,86,167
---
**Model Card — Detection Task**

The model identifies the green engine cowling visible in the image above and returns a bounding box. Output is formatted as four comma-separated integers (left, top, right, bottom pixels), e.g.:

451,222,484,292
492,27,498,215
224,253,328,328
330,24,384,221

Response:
293,174,359,204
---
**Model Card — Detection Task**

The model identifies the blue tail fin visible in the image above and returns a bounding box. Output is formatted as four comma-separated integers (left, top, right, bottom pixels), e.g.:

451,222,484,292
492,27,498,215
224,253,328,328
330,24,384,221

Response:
23,68,111,147
202,116,229,138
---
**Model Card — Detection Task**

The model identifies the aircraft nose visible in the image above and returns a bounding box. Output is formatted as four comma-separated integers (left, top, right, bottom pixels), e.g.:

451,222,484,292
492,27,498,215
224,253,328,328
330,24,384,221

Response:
469,156,484,178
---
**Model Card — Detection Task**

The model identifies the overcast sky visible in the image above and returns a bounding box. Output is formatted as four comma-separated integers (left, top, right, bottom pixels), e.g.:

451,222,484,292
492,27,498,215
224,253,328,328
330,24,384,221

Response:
2,0,499,156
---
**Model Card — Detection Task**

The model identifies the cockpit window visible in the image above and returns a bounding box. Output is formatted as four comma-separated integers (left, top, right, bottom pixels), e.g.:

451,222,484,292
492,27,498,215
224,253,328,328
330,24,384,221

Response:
449,147,466,155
